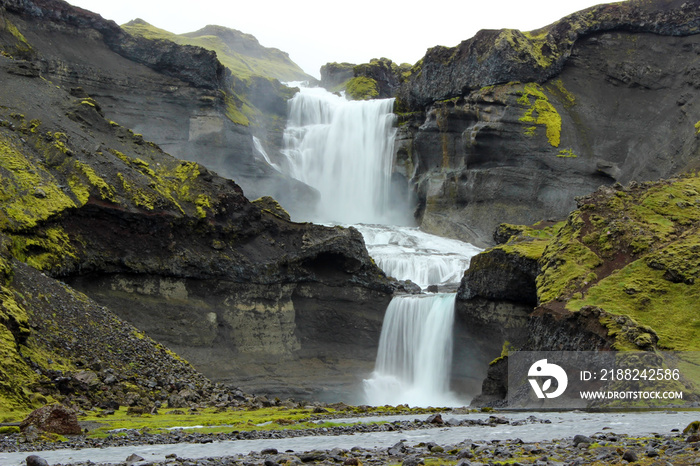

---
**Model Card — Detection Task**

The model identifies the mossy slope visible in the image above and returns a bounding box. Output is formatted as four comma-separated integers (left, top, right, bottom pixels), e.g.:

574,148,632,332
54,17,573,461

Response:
504,176,700,351
122,19,308,127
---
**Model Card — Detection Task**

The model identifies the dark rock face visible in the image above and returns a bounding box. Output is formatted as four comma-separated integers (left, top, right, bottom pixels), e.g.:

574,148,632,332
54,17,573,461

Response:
0,0,394,402
398,0,700,109
458,248,539,305
2,0,315,214
394,0,700,246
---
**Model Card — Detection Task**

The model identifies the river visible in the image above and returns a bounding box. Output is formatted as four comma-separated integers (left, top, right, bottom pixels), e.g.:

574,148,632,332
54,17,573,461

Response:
1,411,695,465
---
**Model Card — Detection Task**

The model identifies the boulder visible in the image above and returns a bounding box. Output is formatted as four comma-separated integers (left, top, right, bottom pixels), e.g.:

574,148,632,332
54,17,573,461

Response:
20,404,82,435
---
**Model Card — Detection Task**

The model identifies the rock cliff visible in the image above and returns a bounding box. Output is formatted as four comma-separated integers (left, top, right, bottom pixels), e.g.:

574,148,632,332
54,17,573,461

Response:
0,0,317,218
392,0,700,246
0,0,395,406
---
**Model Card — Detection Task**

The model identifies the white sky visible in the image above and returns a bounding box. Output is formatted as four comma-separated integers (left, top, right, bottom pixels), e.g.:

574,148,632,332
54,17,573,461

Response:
65,0,619,79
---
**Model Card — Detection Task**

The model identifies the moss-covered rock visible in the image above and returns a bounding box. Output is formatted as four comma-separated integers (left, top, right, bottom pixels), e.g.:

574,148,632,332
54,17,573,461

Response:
320,58,410,100
398,0,700,109
507,175,700,352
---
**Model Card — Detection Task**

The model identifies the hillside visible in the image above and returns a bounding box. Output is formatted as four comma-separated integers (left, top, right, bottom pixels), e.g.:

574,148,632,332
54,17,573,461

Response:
122,19,312,83
456,173,700,403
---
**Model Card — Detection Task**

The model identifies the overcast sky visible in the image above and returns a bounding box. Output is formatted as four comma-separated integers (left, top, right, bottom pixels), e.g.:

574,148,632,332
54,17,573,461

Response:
66,0,618,79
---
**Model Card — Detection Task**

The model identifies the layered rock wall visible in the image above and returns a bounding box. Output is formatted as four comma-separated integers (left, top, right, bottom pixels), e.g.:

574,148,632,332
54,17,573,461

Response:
394,0,700,246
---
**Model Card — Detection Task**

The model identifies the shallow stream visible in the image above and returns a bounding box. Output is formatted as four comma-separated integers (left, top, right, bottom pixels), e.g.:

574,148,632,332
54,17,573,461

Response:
1,411,695,465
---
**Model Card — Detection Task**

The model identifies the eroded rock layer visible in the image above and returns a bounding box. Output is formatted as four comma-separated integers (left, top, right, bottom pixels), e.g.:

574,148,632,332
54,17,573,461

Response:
393,0,700,246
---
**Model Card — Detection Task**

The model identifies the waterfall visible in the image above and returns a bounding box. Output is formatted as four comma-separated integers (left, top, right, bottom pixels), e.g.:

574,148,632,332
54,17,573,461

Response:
252,136,281,172
281,86,480,407
283,87,401,225
363,293,464,407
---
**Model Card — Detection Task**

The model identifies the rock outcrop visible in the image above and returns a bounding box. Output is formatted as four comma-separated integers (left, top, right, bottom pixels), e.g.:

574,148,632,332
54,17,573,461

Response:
0,0,317,217
463,172,700,404
392,0,700,246
0,0,395,405
320,58,410,100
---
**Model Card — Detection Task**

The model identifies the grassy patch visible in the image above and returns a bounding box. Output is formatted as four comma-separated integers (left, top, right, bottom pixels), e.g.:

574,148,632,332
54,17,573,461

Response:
568,260,700,351
79,406,406,437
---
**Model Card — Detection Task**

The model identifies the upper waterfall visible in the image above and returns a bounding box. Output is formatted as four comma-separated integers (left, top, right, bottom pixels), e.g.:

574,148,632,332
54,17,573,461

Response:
283,87,407,225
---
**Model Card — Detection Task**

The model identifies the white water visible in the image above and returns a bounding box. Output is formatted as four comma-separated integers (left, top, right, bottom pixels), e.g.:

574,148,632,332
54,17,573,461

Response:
283,87,400,225
282,86,481,407
253,136,281,172
353,224,481,289
363,293,465,407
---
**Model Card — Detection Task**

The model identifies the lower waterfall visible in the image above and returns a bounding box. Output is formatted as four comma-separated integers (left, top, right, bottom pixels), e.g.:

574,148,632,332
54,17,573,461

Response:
362,294,464,407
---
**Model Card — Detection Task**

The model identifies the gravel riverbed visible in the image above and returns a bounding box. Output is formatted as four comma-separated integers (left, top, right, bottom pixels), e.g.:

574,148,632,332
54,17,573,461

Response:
2,411,700,465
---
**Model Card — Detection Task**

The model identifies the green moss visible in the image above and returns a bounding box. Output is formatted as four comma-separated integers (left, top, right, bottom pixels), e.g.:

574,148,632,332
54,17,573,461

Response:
224,92,250,126
557,148,577,158
345,77,379,100
494,221,564,261
73,161,116,202
695,121,700,135
518,83,561,147
537,212,602,304
496,29,556,69
252,196,291,221
2,18,33,58
117,173,157,210
547,78,576,108
9,226,78,272
0,136,78,230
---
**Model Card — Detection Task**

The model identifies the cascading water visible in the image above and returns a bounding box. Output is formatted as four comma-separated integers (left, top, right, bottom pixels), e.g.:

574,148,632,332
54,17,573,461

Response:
282,86,480,407
353,224,482,289
283,87,401,225
362,293,463,407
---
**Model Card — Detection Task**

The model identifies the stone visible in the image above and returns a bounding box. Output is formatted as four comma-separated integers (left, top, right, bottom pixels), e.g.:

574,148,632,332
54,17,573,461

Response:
457,449,474,459
126,453,145,463
388,441,407,455
402,457,424,466
426,414,444,424
25,455,49,466
621,450,638,462
20,404,82,435
572,435,594,447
